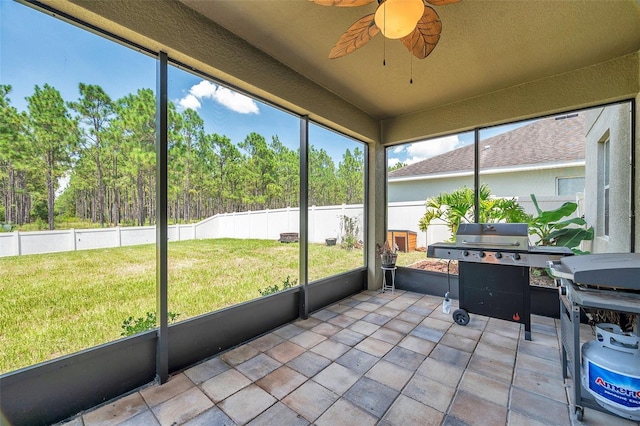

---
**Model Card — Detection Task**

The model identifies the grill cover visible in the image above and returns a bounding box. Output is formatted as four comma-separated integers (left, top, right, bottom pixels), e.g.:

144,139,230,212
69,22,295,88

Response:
559,253,640,290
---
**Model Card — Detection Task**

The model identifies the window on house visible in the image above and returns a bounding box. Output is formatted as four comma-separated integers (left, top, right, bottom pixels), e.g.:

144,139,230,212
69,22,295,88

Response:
557,177,585,196
602,138,610,236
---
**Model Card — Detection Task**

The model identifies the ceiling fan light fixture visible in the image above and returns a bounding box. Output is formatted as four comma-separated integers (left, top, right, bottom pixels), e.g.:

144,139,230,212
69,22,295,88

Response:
374,0,424,39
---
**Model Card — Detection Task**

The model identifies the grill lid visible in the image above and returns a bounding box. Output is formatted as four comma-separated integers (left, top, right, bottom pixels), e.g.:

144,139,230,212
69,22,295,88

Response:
455,223,529,251
558,253,640,289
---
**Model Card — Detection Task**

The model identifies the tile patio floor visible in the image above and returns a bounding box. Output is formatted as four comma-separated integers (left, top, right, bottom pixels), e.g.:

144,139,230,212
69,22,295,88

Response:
61,290,639,426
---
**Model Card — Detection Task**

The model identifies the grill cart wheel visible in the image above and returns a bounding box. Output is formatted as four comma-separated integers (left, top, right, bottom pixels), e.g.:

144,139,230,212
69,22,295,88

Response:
452,309,470,326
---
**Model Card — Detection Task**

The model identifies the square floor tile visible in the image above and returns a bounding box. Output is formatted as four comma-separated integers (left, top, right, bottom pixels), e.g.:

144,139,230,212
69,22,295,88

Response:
356,302,380,312
397,335,436,356
430,344,472,368
140,373,194,407
515,351,561,378
439,333,478,353
327,303,351,314
371,327,404,345
344,376,399,419
183,357,230,385
294,316,322,329
382,394,444,426
182,406,234,426
118,410,160,426
236,353,282,381
420,316,453,332
289,330,326,349
220,344,260,366
467,353,514,384
313,362,360,395
355,336,394,357
266,341,306,364
282,380,339,422
248,333,285,352
83,392,148,425
473,341,515,366
336,348,380,375
331,328,366,346
316,398,377,426
201,369,251,402
395,311,425,324
287,351,331,377
365,360,413,391
512,367,567,403
480,330,518,351
363,312,392,326
383,346,426,371
273,324,305,339
349,320,380,336
448,390,507,426
403,374,456,412
151,387,214,426
415,357,465,389
256,365,307,400
311,322,342,337
310,339,351,360
343,308,368,319
248,402,309,426
459,370,510,406
311,309,339,321
517,339,560,361
384,318,416,334
410,325,445,343
218,384,276,425
509,386,570,424
327,314,357,328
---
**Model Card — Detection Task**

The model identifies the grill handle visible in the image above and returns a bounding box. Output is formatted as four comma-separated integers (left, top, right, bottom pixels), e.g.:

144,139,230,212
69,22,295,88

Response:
460,240,521,247
546,260,574,280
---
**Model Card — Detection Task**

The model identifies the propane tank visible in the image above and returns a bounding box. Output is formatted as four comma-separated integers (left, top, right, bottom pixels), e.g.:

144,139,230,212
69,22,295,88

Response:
581,323,640,421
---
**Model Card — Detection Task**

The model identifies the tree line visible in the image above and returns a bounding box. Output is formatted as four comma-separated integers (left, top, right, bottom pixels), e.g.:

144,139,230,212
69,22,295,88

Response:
0,84,365,230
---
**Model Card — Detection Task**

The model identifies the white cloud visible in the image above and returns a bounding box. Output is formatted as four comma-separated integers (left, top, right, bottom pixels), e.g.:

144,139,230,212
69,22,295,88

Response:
404,135,461,164
213,86,259,114
176,80,259,114
178,94,201,110
388,157,401,168
392,145,405,154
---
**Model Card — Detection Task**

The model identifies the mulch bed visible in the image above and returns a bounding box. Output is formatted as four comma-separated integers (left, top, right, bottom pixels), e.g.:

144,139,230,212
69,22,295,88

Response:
409,259,556,288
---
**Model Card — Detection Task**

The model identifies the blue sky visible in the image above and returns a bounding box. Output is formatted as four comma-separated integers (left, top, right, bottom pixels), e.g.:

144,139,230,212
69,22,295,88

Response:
1,0,531,168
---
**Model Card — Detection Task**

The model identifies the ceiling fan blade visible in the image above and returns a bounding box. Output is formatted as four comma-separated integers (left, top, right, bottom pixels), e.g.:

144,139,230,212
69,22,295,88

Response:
401,6,442,59
329,13,380,59
426,0,461,5
309,0,375,6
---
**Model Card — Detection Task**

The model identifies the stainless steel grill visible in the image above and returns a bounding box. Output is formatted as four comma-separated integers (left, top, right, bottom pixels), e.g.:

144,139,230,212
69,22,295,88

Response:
548,253,640,421
428,223,573,340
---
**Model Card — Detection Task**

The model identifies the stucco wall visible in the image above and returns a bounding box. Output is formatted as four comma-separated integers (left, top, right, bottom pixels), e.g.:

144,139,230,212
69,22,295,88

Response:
389,166,584,203
584,103,633,253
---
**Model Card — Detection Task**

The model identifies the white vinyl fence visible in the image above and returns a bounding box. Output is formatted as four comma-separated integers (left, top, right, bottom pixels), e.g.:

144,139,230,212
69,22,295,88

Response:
0,196,572,257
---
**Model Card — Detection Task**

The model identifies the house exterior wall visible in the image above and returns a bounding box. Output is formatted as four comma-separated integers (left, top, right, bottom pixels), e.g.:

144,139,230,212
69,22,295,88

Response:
584,103,633,253
388,166,584,204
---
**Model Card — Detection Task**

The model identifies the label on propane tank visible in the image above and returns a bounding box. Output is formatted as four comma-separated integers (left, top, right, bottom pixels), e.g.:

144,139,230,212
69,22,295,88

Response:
588,361,640,408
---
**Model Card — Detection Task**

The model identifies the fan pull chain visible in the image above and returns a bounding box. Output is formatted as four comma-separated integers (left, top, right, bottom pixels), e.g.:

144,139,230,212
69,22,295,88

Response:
410,53,413,84
383,37,386,66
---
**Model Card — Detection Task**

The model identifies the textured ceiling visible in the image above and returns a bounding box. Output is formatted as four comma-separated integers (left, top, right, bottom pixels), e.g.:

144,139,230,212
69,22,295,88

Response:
179,0,640,121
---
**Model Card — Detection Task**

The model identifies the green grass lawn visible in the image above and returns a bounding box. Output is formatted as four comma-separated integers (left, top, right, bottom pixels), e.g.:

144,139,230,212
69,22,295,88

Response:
0,239,430,374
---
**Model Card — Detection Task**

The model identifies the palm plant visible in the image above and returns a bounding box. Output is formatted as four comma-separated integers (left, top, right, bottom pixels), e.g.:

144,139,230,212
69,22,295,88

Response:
418,184,529,237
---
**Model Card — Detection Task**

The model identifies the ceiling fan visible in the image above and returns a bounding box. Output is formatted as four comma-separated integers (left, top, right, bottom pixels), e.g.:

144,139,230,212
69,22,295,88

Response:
310,0,460,59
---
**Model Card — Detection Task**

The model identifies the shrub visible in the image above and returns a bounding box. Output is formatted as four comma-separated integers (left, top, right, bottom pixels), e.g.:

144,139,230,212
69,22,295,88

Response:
258,275,298,296
120,311,179,337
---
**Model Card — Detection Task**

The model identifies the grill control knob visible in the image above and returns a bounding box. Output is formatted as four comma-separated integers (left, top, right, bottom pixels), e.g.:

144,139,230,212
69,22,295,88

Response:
495,252,502,259
479,251,486,258
463,250,469,257
513,253,521,260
